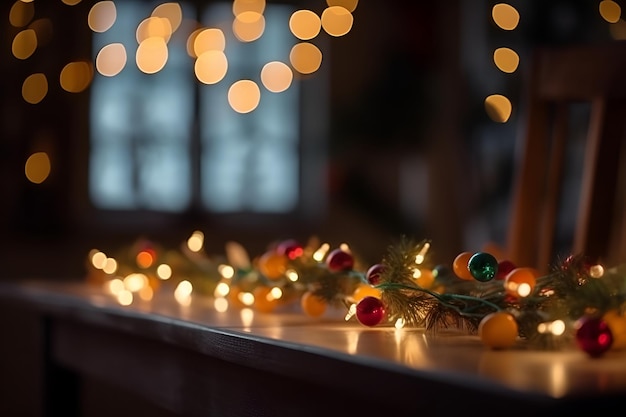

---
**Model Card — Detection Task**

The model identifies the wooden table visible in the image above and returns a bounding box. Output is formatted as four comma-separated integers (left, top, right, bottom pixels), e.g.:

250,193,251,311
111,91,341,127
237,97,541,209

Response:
1,280,625,416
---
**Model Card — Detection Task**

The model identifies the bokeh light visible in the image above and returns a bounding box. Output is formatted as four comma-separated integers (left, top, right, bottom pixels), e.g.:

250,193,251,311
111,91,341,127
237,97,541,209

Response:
327,0,358,13
492,3,520,30
289,10,321,40
12,29,37,60
60,61,94,93
22,73,48,104
228,80,261,113
9,1,35,27
194,28,226,56
136,16,173,44
290,42,323,74
493,47,519,73
29,18,53,47
195,50,228,84
233,0,266,16
95,43,127,77
260,61,293,92
25,152,51,184
609,18,626,39
151,2,183,33
233,11,265,42
136,37,168,74
600,0,621,23
321,6,353,37
485,94,512,123
88,1,117,33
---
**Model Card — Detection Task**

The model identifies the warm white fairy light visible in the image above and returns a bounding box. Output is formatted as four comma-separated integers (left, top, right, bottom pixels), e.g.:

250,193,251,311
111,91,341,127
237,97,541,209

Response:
344,303,356,321
394,318,406,329
124,273,147,292
214,297,229,312
107,278,124,295
187,230,204,252
590,264,604,278
138,284,153,301
214,282,230,297
537,320,566,336
218,264,235,279
269,287,283,300
415,242,430,264
285,268,299,282
339,242,351,252
313,243,330,261
412,268,422,279
102,257,117,274
156,263,172,280
516,283,532,297
91,250,107,269
174,280,193,305
239,291,255,306
117,289,133,306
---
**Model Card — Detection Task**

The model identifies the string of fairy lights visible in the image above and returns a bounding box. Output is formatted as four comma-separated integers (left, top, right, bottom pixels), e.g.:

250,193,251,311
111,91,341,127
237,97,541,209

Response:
86,231,626,357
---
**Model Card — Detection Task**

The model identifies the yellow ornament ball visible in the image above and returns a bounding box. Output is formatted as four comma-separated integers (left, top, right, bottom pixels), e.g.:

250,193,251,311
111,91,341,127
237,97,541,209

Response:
603,309,626,350
253,286,279,313
478,311,519,349
352,283,382,302
301,291,327,317
453,251,474,280
258,251,288,280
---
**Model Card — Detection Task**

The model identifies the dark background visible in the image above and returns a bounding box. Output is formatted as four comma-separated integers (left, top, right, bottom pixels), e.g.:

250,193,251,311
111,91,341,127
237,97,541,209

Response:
0,0,617,281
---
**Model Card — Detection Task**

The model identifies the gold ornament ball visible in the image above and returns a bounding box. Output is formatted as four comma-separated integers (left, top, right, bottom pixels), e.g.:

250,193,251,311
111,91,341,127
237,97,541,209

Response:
478,311,519,349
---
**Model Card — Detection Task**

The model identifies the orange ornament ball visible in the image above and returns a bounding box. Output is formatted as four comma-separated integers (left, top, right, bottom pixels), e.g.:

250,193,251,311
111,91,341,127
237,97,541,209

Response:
452,251,474,280
504,267,538,298
258,251,288,280
253,286,279,313
352,283,382,302
227,285,246,309
415,268,435,288
301,291,327,317
479,311,519,349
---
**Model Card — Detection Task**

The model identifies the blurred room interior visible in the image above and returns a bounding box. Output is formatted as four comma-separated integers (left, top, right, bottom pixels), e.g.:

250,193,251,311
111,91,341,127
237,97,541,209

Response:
0,0,622,281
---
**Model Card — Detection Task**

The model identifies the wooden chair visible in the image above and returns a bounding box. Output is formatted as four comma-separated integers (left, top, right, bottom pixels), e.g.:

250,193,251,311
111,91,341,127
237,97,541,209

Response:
507,41,626,273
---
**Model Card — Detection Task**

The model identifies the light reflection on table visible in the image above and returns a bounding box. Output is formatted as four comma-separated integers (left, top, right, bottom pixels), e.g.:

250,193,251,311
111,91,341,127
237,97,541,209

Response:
12,280,626,401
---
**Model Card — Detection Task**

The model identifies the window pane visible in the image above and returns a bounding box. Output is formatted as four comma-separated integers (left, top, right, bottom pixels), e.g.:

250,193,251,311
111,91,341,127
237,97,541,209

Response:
90,1,194,212
200,3,299,212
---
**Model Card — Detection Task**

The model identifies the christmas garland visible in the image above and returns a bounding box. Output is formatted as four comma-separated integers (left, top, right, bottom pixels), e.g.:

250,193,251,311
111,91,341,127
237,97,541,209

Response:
85,232,626,358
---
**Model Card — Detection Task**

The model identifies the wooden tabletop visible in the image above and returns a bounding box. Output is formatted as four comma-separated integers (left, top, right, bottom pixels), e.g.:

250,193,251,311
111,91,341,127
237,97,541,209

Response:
2,280,626,416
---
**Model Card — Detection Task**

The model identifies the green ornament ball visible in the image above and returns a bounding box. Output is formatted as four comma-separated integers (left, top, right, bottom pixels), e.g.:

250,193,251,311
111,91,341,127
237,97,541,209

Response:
468,252,498,282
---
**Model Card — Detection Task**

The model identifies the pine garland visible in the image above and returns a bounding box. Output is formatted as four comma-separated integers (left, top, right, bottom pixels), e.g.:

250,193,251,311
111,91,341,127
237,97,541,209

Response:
85,232,626,356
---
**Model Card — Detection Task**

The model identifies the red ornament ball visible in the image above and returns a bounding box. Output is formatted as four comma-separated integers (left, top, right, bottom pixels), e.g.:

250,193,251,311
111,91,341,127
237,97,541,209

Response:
276,239,303,260
365,263,385,285
356,296,385,326
575,316,613,357
326,248,354,272
495,260,516,280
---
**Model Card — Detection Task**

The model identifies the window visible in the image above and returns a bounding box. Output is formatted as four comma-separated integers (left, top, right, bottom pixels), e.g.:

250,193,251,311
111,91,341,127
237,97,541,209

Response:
89,1,324,221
